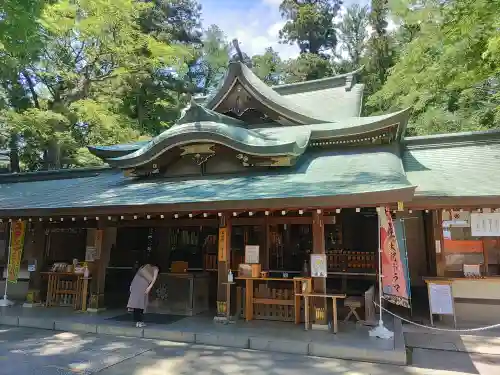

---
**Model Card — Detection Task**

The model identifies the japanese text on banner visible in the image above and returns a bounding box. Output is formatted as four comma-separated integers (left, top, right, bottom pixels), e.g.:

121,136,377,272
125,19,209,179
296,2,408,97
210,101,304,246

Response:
380,208,410,308
8,221,26,283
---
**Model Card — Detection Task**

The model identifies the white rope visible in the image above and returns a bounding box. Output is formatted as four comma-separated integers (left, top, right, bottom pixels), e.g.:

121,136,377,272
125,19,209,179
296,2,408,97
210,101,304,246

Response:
374,301,500,332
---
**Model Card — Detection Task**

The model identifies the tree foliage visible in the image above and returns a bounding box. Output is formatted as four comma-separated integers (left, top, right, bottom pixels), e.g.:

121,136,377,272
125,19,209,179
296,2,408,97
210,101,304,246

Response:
1,0,499,172
252,47,283,85
0,0,192,170
369,0,500,134
281,53,334,83
196,25,230,95
279,0,343,55
364,0,394,96
335,3,369,71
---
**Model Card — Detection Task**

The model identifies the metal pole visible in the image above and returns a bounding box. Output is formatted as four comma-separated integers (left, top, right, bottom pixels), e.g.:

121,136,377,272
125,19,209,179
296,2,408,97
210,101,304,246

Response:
0,222,14,306
400,218,413,318
377,211,383,326
369,207,394,339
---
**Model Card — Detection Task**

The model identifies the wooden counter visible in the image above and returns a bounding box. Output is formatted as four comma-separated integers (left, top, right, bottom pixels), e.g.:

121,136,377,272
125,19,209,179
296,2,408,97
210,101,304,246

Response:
42,272,90,311
424,276,500,282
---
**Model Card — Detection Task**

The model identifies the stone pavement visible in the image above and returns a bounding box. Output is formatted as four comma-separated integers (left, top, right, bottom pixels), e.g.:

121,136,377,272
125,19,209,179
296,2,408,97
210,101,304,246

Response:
403,322,500,355
0,306,406,365
402,322,500,375
0,325,498,375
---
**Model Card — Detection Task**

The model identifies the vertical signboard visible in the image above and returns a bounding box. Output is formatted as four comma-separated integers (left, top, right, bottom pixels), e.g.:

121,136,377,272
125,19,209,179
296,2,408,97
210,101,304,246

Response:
310,254,327,277
218,228,227,262
7,221,27,283
380,208,410,308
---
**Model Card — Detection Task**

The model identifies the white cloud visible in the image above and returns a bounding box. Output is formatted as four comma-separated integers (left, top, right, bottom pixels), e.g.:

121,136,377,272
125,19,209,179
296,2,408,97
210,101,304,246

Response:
199,0,299,60
199,0,399,62
262,0,283,6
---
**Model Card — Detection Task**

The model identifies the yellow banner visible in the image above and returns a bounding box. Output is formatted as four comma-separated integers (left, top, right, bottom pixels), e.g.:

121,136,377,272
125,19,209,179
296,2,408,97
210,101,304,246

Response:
7,221,26,283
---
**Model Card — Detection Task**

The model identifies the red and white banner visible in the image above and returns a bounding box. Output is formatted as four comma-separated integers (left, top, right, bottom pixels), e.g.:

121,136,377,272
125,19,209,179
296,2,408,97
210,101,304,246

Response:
380,207,410,308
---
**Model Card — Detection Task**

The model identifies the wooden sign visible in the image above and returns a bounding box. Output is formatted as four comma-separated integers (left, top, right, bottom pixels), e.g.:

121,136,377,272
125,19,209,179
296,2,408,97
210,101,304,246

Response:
218,228,228,262
94,229,103,260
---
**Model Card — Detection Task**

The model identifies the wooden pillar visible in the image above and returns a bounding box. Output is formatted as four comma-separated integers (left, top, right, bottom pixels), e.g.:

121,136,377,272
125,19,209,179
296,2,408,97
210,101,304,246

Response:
216,214,232,315
432,210,445,276
263,216,270,271
312,211,327,325
25,222,46,304
87,227,116,310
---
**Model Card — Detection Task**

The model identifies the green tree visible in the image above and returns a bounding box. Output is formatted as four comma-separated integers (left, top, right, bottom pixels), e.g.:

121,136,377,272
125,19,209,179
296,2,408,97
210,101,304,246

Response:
281,53,334,83
196,25,230,95
1,0,190,170
0,0,49,171
365,0,394,94
120,0,203,136
139,0,202,44
279,0,343,55
335,4,369,71
369,0,500,135
252,47,283,85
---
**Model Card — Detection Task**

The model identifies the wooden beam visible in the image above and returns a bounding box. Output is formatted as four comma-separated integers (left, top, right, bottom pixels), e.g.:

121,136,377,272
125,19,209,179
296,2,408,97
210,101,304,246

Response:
263,215,270,270
433,210,445,276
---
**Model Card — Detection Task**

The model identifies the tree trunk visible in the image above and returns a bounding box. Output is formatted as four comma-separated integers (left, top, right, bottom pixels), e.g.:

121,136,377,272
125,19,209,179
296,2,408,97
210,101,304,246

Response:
9,132,20,173
45,138,61,170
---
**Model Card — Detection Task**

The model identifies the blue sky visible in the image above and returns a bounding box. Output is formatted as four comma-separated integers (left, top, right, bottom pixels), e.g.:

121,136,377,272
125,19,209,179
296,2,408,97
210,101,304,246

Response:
198,0,372,59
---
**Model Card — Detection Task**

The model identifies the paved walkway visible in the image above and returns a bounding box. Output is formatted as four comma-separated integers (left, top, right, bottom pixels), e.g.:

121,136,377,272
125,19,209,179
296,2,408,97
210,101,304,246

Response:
0,306,406,364
1,325,498,375
403,322,500,355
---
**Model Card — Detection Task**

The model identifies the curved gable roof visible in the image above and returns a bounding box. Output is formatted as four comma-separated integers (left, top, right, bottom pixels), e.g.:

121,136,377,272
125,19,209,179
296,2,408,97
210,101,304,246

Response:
205,62,336,124
100,121,310,169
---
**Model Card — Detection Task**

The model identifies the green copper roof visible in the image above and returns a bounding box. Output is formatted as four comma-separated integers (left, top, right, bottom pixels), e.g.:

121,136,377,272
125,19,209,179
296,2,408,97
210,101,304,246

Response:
88,109,410,168
273,68,364,119
253,109,410,140
0,145,413,213
403,130,500,197
176,100,246,126
105,121,311,168
197,67,364,120
88,140,150,159
205,62,342,124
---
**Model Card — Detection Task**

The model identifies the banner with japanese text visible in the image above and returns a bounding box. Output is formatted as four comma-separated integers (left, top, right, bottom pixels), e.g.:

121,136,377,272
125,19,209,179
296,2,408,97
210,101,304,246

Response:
7,221,26,283
380,208,411,308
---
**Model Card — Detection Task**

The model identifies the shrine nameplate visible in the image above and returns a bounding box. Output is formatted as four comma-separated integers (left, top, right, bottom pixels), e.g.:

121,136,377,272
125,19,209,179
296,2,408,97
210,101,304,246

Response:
218,228,228,262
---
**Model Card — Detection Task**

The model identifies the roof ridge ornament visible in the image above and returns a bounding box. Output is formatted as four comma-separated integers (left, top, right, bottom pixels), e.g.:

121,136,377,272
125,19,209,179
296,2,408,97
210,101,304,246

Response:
231,38,252,68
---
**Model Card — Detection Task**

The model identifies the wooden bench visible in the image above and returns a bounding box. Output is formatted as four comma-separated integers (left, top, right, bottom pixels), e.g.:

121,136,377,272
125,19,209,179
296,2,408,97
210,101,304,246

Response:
344,296,363,322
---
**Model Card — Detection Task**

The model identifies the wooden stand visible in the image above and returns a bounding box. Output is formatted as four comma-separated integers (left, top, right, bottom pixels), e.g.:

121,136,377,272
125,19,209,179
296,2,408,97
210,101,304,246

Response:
295,293,346,333
42,272,90,311
237,277,296,322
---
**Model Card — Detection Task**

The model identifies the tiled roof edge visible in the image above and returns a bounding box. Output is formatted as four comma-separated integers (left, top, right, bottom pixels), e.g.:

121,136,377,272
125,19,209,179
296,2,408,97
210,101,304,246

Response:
272,67,364,95
191,67,364,104
0,166,113,184
403,129,500,148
